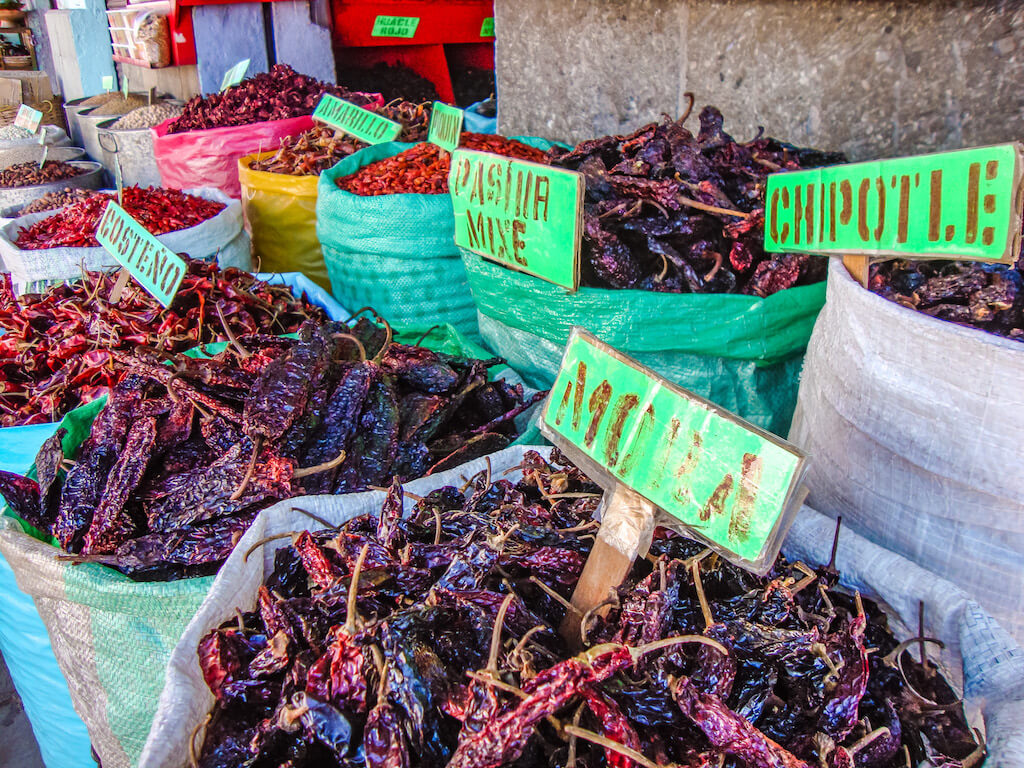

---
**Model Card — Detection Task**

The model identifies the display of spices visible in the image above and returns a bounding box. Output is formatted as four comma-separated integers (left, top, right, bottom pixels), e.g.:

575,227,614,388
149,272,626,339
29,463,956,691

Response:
76,92,119,109
167,64,379,134
18,188,102,215
0,124,33,141
185,449,981,768
250,101,432,177
0,315,543,576
337,62,440,104
337,133,548,196
549,102,846,297
450,65,496,107
0,160,87,189
14,186,224,249
87,94,147,117
0,260,327,426
108,102,183,130
870,258,1024,340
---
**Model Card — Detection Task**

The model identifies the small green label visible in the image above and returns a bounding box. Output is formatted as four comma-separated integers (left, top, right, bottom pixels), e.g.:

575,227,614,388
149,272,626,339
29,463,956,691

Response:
95,201,187,309
450,149,583,290
427,101,463,153
312,93,401,144
101,75,114,91
219,58,250,92
121,75,129,98
480,16,494,37
542,329,805,566
765,143,1024,263
14,104,41,132
371,15,419,38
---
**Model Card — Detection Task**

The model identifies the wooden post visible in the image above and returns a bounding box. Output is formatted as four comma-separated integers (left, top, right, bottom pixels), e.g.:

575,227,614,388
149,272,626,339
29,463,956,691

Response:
842,254,871,287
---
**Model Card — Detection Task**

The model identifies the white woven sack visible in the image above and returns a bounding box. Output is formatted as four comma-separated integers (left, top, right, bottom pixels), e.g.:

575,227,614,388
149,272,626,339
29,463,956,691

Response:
0,186,252,292
789,260,1024,643
0,125,70,150
140,445,1024,768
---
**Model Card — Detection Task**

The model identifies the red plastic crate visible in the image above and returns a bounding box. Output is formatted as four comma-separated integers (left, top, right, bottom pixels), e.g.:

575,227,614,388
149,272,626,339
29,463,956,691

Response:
330,0,494,47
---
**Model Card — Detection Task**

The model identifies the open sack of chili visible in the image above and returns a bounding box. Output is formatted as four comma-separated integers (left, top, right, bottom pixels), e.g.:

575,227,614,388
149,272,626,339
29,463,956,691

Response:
0,314,543,578
0,260,326,426
336,134,548,196
251,100,433,177
185,448,982,768
548,99,846,297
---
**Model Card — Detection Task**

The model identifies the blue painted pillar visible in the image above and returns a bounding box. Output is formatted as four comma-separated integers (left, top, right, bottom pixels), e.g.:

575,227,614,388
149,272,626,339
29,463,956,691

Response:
271,1,335,84
192,2,269,95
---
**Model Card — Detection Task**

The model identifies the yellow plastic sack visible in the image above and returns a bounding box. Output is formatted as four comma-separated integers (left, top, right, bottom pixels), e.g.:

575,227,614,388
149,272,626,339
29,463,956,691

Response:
238,153,329,290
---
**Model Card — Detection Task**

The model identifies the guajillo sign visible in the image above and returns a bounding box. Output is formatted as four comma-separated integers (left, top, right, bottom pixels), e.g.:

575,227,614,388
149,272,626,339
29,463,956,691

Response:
765,143,1024,263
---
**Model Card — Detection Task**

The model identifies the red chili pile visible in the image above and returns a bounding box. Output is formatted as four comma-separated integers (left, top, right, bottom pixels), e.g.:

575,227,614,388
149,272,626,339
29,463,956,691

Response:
167,64,380,134
0,260,326,426
336,134,548,196
19,188,102,216
0,161,87,189
15,186,225,250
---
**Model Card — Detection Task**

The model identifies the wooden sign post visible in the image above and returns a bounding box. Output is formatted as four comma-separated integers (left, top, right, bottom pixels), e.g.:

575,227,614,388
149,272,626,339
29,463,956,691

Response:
764,143,1024,286
541,330,807,645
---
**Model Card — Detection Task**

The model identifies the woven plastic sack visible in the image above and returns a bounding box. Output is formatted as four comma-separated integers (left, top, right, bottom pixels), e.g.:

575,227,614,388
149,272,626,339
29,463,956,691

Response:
463,100,496,134
0,187,252,295
140,444,1024,768
463,253,825,436
317,138,562,342
239,153,328,290
151,115,315,198
789,260,1024,644
0,124,70,151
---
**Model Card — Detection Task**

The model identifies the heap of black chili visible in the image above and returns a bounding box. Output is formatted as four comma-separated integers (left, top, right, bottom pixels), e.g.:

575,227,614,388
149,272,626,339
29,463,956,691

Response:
0,314,543,579
549,100,846,297
193,449,981,768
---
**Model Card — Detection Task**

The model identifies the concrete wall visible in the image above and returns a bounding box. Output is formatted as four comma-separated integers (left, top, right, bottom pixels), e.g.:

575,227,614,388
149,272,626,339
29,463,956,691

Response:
494,0,1024,161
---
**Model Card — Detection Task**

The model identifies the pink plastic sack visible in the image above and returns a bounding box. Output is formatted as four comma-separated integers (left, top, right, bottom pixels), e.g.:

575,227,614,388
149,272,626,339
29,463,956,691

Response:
151,115,314,198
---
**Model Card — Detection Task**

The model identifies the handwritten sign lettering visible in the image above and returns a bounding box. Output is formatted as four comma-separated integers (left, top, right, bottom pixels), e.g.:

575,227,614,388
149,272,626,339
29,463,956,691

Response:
95,202,187,308
427,101,463,153
313,94,401,145
450,149,583,290
765,144,1024,263
220,58,250,92
541,329,805,569
371,15,419,38
14,105,42,133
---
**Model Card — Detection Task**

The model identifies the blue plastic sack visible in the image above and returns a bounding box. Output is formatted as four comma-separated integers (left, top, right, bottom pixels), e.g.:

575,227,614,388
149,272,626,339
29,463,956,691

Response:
463,100,496,134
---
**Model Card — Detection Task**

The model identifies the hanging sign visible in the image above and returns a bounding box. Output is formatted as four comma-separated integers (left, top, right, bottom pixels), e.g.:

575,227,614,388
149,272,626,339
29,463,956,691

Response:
427,102,463,153
14,104,42,133
764,143,1024,264
480,17,494,37
313,94,401,144
95,202,187,308
219,58,250,92
449,149,584,290
371,15,419,38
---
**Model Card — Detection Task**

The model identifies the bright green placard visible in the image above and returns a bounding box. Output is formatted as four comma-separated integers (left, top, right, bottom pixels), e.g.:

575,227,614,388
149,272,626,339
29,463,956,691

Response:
541,329,805,566
14,105,41,132
121,75,129,98
95,202,187,309
427,101,463,153
371,15,419,38
219,58,250,92
765,143,1024,263
480,17,494,37
101,75,114,92
313,94,401,145
450,148,584,290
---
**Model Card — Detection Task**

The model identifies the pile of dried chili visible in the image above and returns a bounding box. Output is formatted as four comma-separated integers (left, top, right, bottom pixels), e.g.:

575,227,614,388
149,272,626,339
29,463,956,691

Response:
14,186,225,250
336,134,548,196
188,449,982,768
0,315,542,576
0,261,326,426
549,101,846,297
870,258,1024,340
0,160,88,188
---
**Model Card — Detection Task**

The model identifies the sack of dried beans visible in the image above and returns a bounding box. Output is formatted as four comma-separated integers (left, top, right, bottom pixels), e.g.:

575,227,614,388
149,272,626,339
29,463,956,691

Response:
790,259,1024,644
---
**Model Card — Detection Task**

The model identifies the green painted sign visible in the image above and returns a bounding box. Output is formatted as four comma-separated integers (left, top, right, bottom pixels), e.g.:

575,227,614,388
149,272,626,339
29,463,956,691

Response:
427,101,463,153
122,75,130,98
101,75,114,92
14,104,41,133
371,15,419,38
450,149,584,290
480,16,494,37
313,94,401,144
95,202,187,309
541,329,805,568
219,58,250,93
765,143,1024,263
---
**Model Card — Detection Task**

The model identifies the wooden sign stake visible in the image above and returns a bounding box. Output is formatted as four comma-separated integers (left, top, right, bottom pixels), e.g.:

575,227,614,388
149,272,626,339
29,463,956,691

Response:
108,268,130,304
842,254,871,287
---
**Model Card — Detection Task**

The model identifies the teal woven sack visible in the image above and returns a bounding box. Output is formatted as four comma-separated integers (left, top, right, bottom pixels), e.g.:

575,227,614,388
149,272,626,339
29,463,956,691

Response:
317,139,563,342
462,252,827,436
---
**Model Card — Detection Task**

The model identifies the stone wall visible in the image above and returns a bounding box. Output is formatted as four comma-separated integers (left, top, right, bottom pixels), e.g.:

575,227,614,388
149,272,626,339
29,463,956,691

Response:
495,0,1024,160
